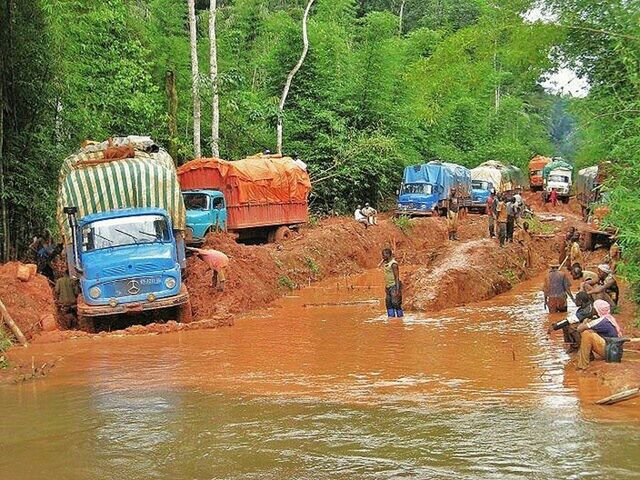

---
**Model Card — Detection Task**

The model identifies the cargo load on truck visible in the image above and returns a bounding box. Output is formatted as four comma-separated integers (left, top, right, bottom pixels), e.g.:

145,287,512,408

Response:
56,136,190,324
57,136,186,243
576,161,612,222
528,155,551,191
178,153,311,242
396,161,471,217
470,161,526,212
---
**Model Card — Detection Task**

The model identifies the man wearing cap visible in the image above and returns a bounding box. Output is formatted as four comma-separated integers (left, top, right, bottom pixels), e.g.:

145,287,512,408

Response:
584,264,619,306
543,263,575,312
362,202,378,226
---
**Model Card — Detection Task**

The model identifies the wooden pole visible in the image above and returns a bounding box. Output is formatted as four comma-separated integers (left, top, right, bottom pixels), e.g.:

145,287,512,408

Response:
0,298,27,346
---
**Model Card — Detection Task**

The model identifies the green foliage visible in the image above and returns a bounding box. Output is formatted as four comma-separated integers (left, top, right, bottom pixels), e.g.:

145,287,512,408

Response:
1,0,563,259
304,256,320,275
391,215,413,234
0,327,12,369
552,0,640,302
278,274,296,290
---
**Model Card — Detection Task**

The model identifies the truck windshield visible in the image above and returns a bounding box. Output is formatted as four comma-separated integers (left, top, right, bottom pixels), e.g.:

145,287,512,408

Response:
401,183,432,195
472,180,491,190
530,169,541,176
82,215,170,252
183,193,209,210
548,174,569,183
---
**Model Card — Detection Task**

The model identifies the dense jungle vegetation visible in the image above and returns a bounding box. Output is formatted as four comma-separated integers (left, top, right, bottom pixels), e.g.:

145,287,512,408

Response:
0,0,638,300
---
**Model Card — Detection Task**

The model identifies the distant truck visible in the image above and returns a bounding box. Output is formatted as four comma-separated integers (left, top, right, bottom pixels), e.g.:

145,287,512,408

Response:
396,161,471,217
528,155,551,191
542,158,574,204
178,154,311,242
56,136,191,325
470,161,527,212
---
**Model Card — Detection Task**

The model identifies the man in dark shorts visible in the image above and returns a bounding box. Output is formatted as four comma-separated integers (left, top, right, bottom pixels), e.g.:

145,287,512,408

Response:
543,263,574,312
381,248,403,318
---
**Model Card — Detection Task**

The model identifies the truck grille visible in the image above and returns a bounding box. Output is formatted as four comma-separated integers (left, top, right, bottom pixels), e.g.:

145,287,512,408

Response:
102,265,127,276
108,276,164,297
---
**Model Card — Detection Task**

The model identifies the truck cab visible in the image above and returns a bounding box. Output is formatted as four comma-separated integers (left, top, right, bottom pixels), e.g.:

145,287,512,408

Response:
471,180,494,211
544,168,572,203
183,189,228,240
64,207,190,319
396,182,440,216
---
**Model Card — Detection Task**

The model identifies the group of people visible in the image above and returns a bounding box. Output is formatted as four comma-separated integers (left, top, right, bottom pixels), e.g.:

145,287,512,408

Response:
354,203,379,228
486,190,527,247
545,229,621,369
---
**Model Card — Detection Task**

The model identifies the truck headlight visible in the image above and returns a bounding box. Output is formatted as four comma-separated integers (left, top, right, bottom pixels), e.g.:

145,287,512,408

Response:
89,286,101,299
165,277,177,289
420,204,427,209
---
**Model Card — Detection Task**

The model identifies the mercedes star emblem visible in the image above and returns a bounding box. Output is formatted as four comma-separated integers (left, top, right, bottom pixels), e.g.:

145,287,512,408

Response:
127,279,141,295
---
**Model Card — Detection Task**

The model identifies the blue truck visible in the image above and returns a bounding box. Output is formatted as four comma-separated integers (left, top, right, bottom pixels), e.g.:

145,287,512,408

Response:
396,161,472,217
182,189,228,239
57,137,191,327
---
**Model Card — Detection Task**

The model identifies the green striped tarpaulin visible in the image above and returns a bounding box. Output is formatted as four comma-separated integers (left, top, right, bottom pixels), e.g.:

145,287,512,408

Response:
56,138,185,243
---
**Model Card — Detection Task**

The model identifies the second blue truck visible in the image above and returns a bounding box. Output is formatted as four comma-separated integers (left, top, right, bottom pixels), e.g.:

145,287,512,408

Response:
396,161,472,217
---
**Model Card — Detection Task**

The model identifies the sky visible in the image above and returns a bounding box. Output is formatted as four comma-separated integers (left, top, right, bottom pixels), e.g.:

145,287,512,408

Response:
524,3,591,98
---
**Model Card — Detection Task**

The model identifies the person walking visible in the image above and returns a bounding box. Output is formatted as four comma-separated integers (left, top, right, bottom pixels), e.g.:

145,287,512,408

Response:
381,248,403,318
514,221,532,268
569,234,583,267
549,188,558,207
543,263,575,313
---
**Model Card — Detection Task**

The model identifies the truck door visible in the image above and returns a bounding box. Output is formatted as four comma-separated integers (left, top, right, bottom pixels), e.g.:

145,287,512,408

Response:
211,196,227,231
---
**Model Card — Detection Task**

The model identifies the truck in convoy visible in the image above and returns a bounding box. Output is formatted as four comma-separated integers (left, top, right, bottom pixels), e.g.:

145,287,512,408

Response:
56,136,191,325
542,158,574,204
177,153,311,242
528,155,551,191
396,161,471,217
576,161,611,221
470,161,527,212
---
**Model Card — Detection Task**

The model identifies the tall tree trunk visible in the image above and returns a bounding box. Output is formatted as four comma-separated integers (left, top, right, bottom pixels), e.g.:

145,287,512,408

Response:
187,0,201,159
165,70,179,163
0,0,10,261
398,0,405,36
277,0,314,155
209,0,220,158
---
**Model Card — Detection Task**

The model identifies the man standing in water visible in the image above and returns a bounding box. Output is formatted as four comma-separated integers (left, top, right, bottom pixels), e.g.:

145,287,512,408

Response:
543,263,575,312
381,248,403,318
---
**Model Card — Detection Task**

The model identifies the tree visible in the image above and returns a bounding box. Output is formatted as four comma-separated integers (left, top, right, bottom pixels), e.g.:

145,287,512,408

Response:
188,0,202,158
209,0,220,158
277,0,315,155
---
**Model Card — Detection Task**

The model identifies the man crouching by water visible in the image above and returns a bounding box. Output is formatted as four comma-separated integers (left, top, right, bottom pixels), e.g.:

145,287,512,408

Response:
380,248,403,318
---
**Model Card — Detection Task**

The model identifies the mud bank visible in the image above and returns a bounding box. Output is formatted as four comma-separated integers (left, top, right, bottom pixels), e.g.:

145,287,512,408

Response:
186,216,450,320
0,262,56,340
405,228,561,311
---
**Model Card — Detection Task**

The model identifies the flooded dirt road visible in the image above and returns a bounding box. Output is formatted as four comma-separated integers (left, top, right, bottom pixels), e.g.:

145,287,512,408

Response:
2,271,640,479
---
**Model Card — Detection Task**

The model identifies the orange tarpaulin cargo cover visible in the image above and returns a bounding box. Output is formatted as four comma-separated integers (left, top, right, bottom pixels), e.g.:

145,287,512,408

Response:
177,154,311,207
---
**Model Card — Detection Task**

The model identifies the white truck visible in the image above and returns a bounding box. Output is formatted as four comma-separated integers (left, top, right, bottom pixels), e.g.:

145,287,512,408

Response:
542,159,573,204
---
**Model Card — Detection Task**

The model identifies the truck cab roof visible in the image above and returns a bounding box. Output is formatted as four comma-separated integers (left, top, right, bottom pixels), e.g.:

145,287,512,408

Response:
182,189,224,198
79,207,170,226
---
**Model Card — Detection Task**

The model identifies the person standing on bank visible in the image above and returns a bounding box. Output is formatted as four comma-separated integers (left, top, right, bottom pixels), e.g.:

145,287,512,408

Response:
447,188,460,241
381,248,403,318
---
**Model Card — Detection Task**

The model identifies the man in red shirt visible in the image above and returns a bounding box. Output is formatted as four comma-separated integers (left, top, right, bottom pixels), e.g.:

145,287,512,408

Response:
549,188,558,207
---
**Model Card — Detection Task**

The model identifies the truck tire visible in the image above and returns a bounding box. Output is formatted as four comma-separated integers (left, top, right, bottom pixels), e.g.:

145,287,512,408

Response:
177,298,193,324
274,226,291,242
562,196,569,204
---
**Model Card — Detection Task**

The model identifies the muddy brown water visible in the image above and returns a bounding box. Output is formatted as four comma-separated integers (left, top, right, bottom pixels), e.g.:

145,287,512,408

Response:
2,270,640,479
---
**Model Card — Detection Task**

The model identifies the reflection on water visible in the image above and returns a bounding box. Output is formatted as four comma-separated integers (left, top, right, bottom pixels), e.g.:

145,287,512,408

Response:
1,271,640,479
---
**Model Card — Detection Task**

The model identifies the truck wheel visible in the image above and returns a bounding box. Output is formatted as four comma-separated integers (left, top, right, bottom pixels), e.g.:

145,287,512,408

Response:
177,299,193,324
562,197,570,204
274,226,291,242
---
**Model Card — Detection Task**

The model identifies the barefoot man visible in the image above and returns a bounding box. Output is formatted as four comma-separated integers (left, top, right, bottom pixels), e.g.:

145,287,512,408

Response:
380,248,403,318
189,247,230,291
